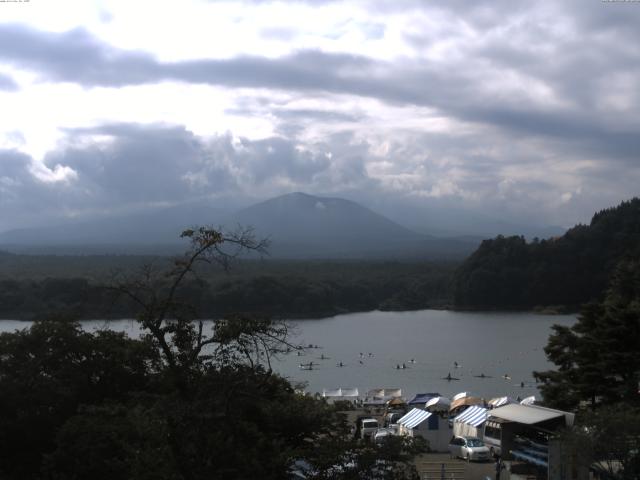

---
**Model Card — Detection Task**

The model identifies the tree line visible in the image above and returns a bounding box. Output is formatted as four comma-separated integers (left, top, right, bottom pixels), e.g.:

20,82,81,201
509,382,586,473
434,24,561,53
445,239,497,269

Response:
0,228,426,480
533,258,640,479
0,262,455,320
452,198,640,310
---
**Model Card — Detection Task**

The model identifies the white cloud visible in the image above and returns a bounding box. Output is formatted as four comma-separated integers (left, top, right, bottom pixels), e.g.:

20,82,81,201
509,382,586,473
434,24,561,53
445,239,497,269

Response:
0,0,639,231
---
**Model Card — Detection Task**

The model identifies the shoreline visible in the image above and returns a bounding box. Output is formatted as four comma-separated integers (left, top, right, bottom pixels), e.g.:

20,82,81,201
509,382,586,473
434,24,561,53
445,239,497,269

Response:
0,304,578,322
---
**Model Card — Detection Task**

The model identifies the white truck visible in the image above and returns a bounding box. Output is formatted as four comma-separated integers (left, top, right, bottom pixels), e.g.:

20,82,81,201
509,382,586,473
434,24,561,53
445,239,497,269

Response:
359,418,379,441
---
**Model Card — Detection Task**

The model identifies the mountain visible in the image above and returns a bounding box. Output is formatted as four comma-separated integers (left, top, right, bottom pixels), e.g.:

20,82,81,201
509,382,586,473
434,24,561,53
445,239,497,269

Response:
0,202,228,254
226,192,477,259
452,197,640,309
0,192,479,259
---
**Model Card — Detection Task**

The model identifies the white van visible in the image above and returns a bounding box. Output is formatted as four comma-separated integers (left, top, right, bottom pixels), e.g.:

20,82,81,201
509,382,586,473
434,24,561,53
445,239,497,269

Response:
482,420,502,457
360,418,379,440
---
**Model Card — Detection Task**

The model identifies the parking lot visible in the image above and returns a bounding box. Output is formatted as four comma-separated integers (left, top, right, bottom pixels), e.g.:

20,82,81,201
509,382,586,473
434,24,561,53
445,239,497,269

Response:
414,453,496,480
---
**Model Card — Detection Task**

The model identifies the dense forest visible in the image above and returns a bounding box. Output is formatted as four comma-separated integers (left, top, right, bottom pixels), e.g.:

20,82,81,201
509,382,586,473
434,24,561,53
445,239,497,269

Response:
0,254,455,320
452,198,640,310
533,258,640,479
0,228,425,480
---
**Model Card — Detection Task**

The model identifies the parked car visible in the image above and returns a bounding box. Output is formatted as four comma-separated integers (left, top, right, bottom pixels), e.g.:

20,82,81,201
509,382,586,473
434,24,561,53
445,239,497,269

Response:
448,436,490,462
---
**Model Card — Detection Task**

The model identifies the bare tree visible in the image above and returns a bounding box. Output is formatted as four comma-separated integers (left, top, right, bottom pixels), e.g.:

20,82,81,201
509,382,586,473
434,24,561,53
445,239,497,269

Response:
109,226,299,382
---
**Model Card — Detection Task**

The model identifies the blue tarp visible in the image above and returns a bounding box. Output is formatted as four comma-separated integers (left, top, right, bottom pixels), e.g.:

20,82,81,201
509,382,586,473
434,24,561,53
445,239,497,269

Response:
407,393,440,405
511,449,548,468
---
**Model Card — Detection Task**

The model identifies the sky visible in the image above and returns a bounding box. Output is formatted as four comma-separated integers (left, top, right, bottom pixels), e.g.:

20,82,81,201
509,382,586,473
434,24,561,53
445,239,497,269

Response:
0,0,639,233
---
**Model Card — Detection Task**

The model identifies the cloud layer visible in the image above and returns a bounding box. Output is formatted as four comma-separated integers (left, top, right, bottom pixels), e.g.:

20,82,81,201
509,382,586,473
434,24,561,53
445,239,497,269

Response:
1,0,639,232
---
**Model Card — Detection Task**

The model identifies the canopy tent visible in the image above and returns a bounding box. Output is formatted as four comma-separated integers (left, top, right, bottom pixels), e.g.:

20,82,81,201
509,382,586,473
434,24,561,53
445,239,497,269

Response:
398,408,433,429
339,388,359,397
488,396,517,408
387,397,406,407
364,388,402,405
452,391,472,401
425,396,451,412
489,404,574,427
520,395,537,406
398,407,452,452
322,387,359,402
408,393,440,406
453,405,488,438
450,396,484,413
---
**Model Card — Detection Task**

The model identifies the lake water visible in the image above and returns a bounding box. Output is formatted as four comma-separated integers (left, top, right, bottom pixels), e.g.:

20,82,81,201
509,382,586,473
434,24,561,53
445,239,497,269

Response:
0,309,575,402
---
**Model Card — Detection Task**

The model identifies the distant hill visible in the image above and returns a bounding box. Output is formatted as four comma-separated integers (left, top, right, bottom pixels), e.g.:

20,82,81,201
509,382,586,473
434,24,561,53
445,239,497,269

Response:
226,192,477,259
0,192,479,259
0,203,228,254
452,198,640,309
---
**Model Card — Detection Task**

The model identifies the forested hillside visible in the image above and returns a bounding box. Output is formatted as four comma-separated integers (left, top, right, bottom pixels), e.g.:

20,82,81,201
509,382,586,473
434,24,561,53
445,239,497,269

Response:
452,198,640,310
0,257,454,320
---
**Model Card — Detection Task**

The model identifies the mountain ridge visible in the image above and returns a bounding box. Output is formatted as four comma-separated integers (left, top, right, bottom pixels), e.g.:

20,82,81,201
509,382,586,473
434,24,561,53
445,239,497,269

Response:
0,192,480,259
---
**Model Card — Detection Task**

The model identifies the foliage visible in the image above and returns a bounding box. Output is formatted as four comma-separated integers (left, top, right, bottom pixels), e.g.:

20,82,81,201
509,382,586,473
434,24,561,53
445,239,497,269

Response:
0,227,423,479
453,198,640,309
0,260,455,320
558,405,640,480
534,258,640,410
0,317,159,480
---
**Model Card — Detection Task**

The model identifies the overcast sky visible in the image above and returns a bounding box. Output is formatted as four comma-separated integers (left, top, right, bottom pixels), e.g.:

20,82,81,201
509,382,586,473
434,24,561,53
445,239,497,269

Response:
0,0,639,232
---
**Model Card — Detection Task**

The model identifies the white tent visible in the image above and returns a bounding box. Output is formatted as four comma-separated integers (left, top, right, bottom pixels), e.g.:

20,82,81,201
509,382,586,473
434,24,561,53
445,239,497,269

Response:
364,388,402,404
453,405,488,438
425,396,451,412
397,408,451,452
398,408,432,430
322,387,360,402
488,396,517,408
520,395,537,406
340,387,359,398
452,391,472,401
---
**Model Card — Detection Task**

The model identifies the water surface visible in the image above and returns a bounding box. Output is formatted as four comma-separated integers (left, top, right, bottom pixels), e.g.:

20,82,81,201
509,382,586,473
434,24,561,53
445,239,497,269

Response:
1,309,574,401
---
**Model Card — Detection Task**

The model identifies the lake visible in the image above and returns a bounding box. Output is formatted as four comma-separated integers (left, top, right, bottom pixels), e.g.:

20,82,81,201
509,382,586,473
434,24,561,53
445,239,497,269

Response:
0,309,575,402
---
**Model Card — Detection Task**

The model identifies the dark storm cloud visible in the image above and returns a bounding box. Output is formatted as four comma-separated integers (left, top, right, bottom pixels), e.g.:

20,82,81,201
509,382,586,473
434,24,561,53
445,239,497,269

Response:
0,24,372,89
0,123,350,229
0,149,31,178
2,17,639,165
53,124,222,203
0,149,73,230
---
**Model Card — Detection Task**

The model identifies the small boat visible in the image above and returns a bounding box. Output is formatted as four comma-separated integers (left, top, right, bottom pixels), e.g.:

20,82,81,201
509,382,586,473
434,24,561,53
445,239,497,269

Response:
473,373,492,378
